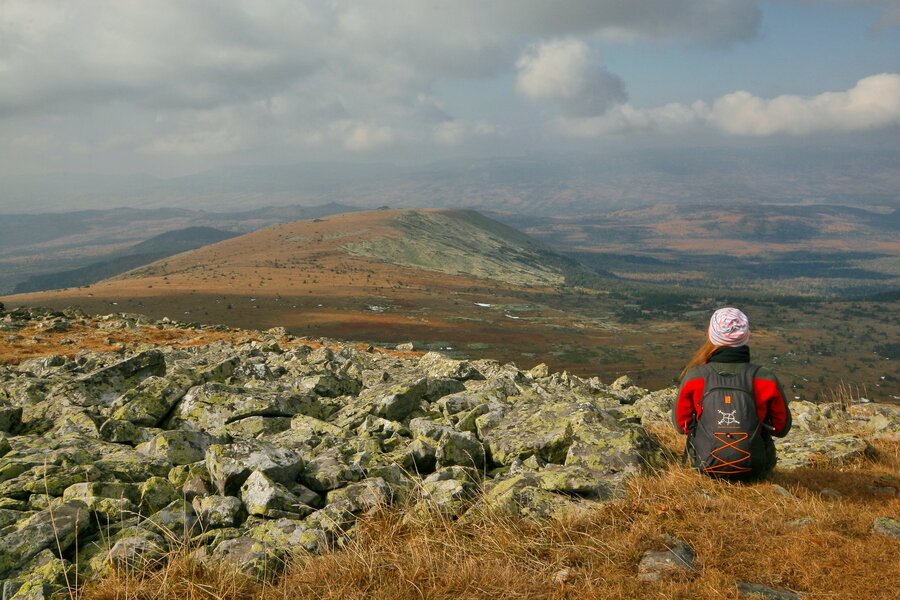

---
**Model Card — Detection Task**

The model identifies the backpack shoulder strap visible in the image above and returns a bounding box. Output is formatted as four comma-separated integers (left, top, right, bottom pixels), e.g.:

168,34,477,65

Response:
699,362,759,402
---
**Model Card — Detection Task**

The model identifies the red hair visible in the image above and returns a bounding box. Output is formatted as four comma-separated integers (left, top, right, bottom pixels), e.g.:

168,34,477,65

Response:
680,339,720,380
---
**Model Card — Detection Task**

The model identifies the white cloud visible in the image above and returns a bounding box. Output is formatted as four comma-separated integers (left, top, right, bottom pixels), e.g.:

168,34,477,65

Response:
515,39,626,117
0,0,762,166
559,74,900,137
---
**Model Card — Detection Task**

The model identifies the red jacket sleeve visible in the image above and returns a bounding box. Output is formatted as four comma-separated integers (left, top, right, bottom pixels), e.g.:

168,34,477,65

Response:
753,377,791,437
674,376,704,434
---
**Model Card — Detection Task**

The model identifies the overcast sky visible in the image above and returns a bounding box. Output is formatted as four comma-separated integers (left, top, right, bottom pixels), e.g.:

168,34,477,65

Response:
1,0,899,178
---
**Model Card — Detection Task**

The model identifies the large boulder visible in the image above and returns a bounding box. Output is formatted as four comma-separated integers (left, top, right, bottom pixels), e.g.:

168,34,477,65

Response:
205,440,305,496
775,431,871,470
0,500,90,579
49,350,166,409
168,383,321,436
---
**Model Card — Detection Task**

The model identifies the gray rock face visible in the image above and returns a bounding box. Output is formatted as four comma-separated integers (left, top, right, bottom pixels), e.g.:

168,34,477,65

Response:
0,500,90,579
0,308,894,589
206,440,305,496
637,536,696,582
872,516,900,539
775,432,871,470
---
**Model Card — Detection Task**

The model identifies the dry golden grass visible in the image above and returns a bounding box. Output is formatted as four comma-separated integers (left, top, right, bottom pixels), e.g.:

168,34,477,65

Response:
0,319,422,365
77,435,900,600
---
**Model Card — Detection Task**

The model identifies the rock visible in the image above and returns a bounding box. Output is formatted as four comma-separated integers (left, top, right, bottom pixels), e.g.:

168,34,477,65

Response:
2,548,72,600
169,382,321,436
637,535,696,582
138,477,180,514
138,430,218,465
50,349,166,408
872,517,900,539
210,536,281,579
373,378,428,422
479,473,586,519
241,471,315,519
145,500,199,538
628,388,676,425
0,403,23,434
326,478,392,514
736,582,800,599
206,440,304,496
528,363,549,379
300,451,365,492
97,418,155,445
775,432,870,470
193,495,246,529
436,430,486,470
298,373,362,398
770,484,797,498
0,500,90,579
103,529,166,571
110,375,193,427
224,416,292,439
244,518,325,554
419,352,482,381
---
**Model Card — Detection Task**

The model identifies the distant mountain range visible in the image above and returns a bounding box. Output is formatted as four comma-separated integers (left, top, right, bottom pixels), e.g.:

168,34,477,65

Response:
12,227,236,294
2,146,898,215
0,202,361,294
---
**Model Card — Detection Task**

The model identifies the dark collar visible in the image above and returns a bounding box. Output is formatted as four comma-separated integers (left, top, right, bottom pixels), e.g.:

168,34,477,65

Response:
709,345,751,363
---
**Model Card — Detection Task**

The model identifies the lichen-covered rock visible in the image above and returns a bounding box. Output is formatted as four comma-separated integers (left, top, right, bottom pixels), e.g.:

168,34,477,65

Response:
224,416,292,439
479,473,587,519
626,388,676,426
142,500,199,539
210,536,282,579
418,352,482,381
0,402,23,434
95,528,166,574
775,432,871,470
0,500,90,579
193,495,246,529
244,518,326,554
169,382,321,436
436,430,485,470
2,548,72,600
138,477,179,514
205,440,304,496
49,349,166,409
110,375,193,427
872,516,900,539
137,430,218,465
790,401,848,432
297,373,362,398
326,477,392,514
241,471,315,519
300,451,365,492
564,420,670,474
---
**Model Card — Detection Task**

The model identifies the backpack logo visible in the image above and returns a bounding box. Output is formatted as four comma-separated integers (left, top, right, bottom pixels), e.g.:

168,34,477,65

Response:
717,409,740,426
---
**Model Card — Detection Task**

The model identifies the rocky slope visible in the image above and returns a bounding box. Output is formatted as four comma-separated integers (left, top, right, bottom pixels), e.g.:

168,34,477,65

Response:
0,306,897,597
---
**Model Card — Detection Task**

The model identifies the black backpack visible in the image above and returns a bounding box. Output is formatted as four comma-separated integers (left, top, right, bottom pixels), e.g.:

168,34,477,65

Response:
687,363,771,478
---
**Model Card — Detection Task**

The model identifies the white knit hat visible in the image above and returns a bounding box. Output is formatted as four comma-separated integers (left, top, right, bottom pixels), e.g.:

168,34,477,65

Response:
708,307,750,347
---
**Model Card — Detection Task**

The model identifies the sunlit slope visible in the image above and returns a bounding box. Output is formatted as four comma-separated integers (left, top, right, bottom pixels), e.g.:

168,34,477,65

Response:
0,209,608,362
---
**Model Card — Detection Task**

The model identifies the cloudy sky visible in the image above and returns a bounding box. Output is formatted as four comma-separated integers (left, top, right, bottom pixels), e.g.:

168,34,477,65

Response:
1,0,899,178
